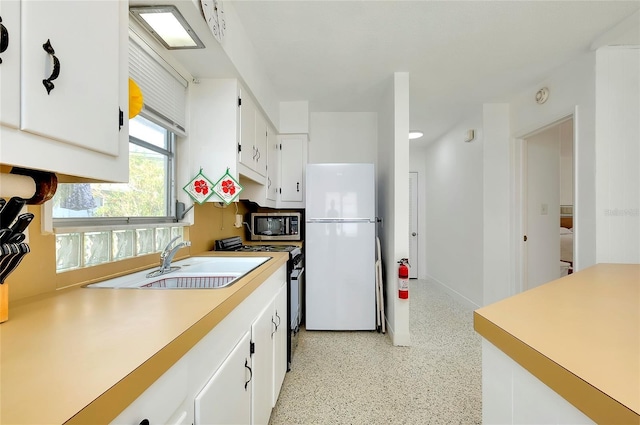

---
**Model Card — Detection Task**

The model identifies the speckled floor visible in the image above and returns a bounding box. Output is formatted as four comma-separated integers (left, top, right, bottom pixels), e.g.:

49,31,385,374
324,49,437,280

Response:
269,279,482,425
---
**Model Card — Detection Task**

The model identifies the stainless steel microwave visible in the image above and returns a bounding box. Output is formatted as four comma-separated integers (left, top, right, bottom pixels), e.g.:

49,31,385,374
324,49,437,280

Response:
251,212,301,241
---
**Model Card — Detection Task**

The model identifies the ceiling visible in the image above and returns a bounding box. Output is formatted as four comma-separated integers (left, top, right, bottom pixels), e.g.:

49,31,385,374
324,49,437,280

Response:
138,1,640,146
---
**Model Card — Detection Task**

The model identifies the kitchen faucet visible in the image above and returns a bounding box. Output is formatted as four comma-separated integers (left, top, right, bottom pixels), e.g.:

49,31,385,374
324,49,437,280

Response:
147,236,191,277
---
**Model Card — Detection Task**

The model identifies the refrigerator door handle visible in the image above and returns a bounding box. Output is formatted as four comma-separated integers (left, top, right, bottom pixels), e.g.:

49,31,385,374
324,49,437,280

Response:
307,218,375,223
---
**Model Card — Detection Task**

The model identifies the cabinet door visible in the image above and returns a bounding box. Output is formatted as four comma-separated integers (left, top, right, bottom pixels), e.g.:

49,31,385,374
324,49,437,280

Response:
194,331,252,425
20,0,120,156
239,92,256,170
0,0,20,128
110,359,189,425
272,282,288,406
280,135,306,202
266,125,279,202
254,111,268,176
251,297,276,425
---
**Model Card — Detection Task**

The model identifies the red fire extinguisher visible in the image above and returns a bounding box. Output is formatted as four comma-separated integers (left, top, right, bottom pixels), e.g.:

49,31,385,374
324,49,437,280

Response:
398,258,410,299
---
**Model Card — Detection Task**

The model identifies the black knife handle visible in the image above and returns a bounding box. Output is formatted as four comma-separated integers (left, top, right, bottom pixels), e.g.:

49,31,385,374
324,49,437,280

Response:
0,197,26,228
0,229,11,245
9,213,34,234
6,233,25,243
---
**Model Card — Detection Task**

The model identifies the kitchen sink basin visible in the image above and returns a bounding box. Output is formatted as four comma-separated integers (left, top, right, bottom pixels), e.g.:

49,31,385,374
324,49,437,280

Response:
87,256,271,289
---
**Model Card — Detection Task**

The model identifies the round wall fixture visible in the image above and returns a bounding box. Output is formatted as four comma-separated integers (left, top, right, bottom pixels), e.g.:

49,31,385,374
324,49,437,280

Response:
535,87,549,104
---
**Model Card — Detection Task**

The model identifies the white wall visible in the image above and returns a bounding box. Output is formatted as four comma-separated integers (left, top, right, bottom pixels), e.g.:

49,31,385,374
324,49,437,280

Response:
308,112,378,164
483,104,512,305
418,114,484,307
377,73,411,346
220,2,280,129
280,101,309,134
510,53,597,273
595,47,640,263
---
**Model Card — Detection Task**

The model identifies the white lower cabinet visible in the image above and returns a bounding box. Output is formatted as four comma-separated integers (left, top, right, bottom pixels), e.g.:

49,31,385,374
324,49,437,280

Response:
195,331,252,425
272,283,288,406
251,298,276,425
251,281,287,424
110,264,287,425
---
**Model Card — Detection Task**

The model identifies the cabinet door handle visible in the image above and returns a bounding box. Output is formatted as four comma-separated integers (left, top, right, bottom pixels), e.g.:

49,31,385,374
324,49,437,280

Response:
271,316,277,338
256,149,261,161
42,39,60,95
275,310,281,327
244,359,252,390
296,182,300,192
0,16,9,64
267,177,271,188
252,146,257,160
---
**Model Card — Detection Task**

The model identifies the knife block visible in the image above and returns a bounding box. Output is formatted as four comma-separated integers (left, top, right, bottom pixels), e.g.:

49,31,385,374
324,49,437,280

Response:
0,168,57,323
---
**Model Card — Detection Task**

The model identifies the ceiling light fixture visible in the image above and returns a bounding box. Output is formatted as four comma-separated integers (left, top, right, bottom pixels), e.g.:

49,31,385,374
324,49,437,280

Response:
130,5,205,50
409,130,424,140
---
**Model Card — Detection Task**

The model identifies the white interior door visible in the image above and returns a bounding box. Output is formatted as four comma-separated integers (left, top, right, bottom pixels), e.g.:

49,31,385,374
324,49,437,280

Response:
525,124,563,290
409,172,418,279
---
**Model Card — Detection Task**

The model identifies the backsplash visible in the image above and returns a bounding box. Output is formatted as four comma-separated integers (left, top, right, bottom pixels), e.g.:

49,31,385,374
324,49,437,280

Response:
6,202,247,303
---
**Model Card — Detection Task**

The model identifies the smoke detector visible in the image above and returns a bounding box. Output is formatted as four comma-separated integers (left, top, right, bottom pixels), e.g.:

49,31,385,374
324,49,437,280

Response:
535,87,549,104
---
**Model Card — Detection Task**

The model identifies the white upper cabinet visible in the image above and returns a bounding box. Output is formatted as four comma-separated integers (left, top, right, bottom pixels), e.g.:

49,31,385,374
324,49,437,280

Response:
188,78,239,198
239,90,257,171
266,123,279,202
239,133,308,208
254,109,268,176
20,1,120,155
189,79,278,201
238,86,267,182
279,134,308,206
0,0,128,182
0,0,20,129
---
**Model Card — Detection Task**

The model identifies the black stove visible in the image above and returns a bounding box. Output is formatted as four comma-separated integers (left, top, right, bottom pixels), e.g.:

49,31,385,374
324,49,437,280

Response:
215,236,302,262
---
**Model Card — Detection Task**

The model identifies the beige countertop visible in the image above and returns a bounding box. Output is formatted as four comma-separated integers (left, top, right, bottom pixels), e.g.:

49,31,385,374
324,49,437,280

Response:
474,263,640,424
0,251,288,425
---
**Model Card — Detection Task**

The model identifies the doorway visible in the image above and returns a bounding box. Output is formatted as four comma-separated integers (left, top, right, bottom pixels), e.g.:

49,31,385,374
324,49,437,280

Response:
522,117,574,290
409,172,418,279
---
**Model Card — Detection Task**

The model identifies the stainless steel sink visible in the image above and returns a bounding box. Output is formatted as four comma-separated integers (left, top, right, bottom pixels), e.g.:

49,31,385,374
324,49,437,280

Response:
87,256,271,289
139,273,242,289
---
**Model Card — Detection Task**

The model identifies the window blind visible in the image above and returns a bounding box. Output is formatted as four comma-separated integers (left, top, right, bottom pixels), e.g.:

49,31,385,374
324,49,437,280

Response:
129,33,188,136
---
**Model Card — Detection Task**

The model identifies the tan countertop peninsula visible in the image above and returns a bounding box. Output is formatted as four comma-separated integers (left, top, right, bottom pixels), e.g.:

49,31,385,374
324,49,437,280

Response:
0,251,288,425
474,264,640,424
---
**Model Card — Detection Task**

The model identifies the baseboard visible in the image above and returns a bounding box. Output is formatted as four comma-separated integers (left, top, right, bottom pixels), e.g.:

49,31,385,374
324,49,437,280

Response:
426,274,482,310
385,318,410,346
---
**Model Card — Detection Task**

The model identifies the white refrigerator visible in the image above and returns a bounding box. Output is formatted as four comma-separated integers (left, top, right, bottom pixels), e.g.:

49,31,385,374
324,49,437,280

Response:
305,163,376,330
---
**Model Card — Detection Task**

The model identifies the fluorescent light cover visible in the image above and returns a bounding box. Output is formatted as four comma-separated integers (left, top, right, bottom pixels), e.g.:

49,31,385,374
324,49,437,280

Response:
409,130,424,140
140,12,196,47
130,6,204,50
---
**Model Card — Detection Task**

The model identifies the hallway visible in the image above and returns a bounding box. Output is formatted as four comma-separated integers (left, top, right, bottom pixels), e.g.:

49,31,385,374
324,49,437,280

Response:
269,279,482,424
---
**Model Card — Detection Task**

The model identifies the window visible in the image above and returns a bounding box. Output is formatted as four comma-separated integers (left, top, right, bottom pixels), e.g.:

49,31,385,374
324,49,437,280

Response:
52,115,183,271
53,31,189,272
53,116,176,221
